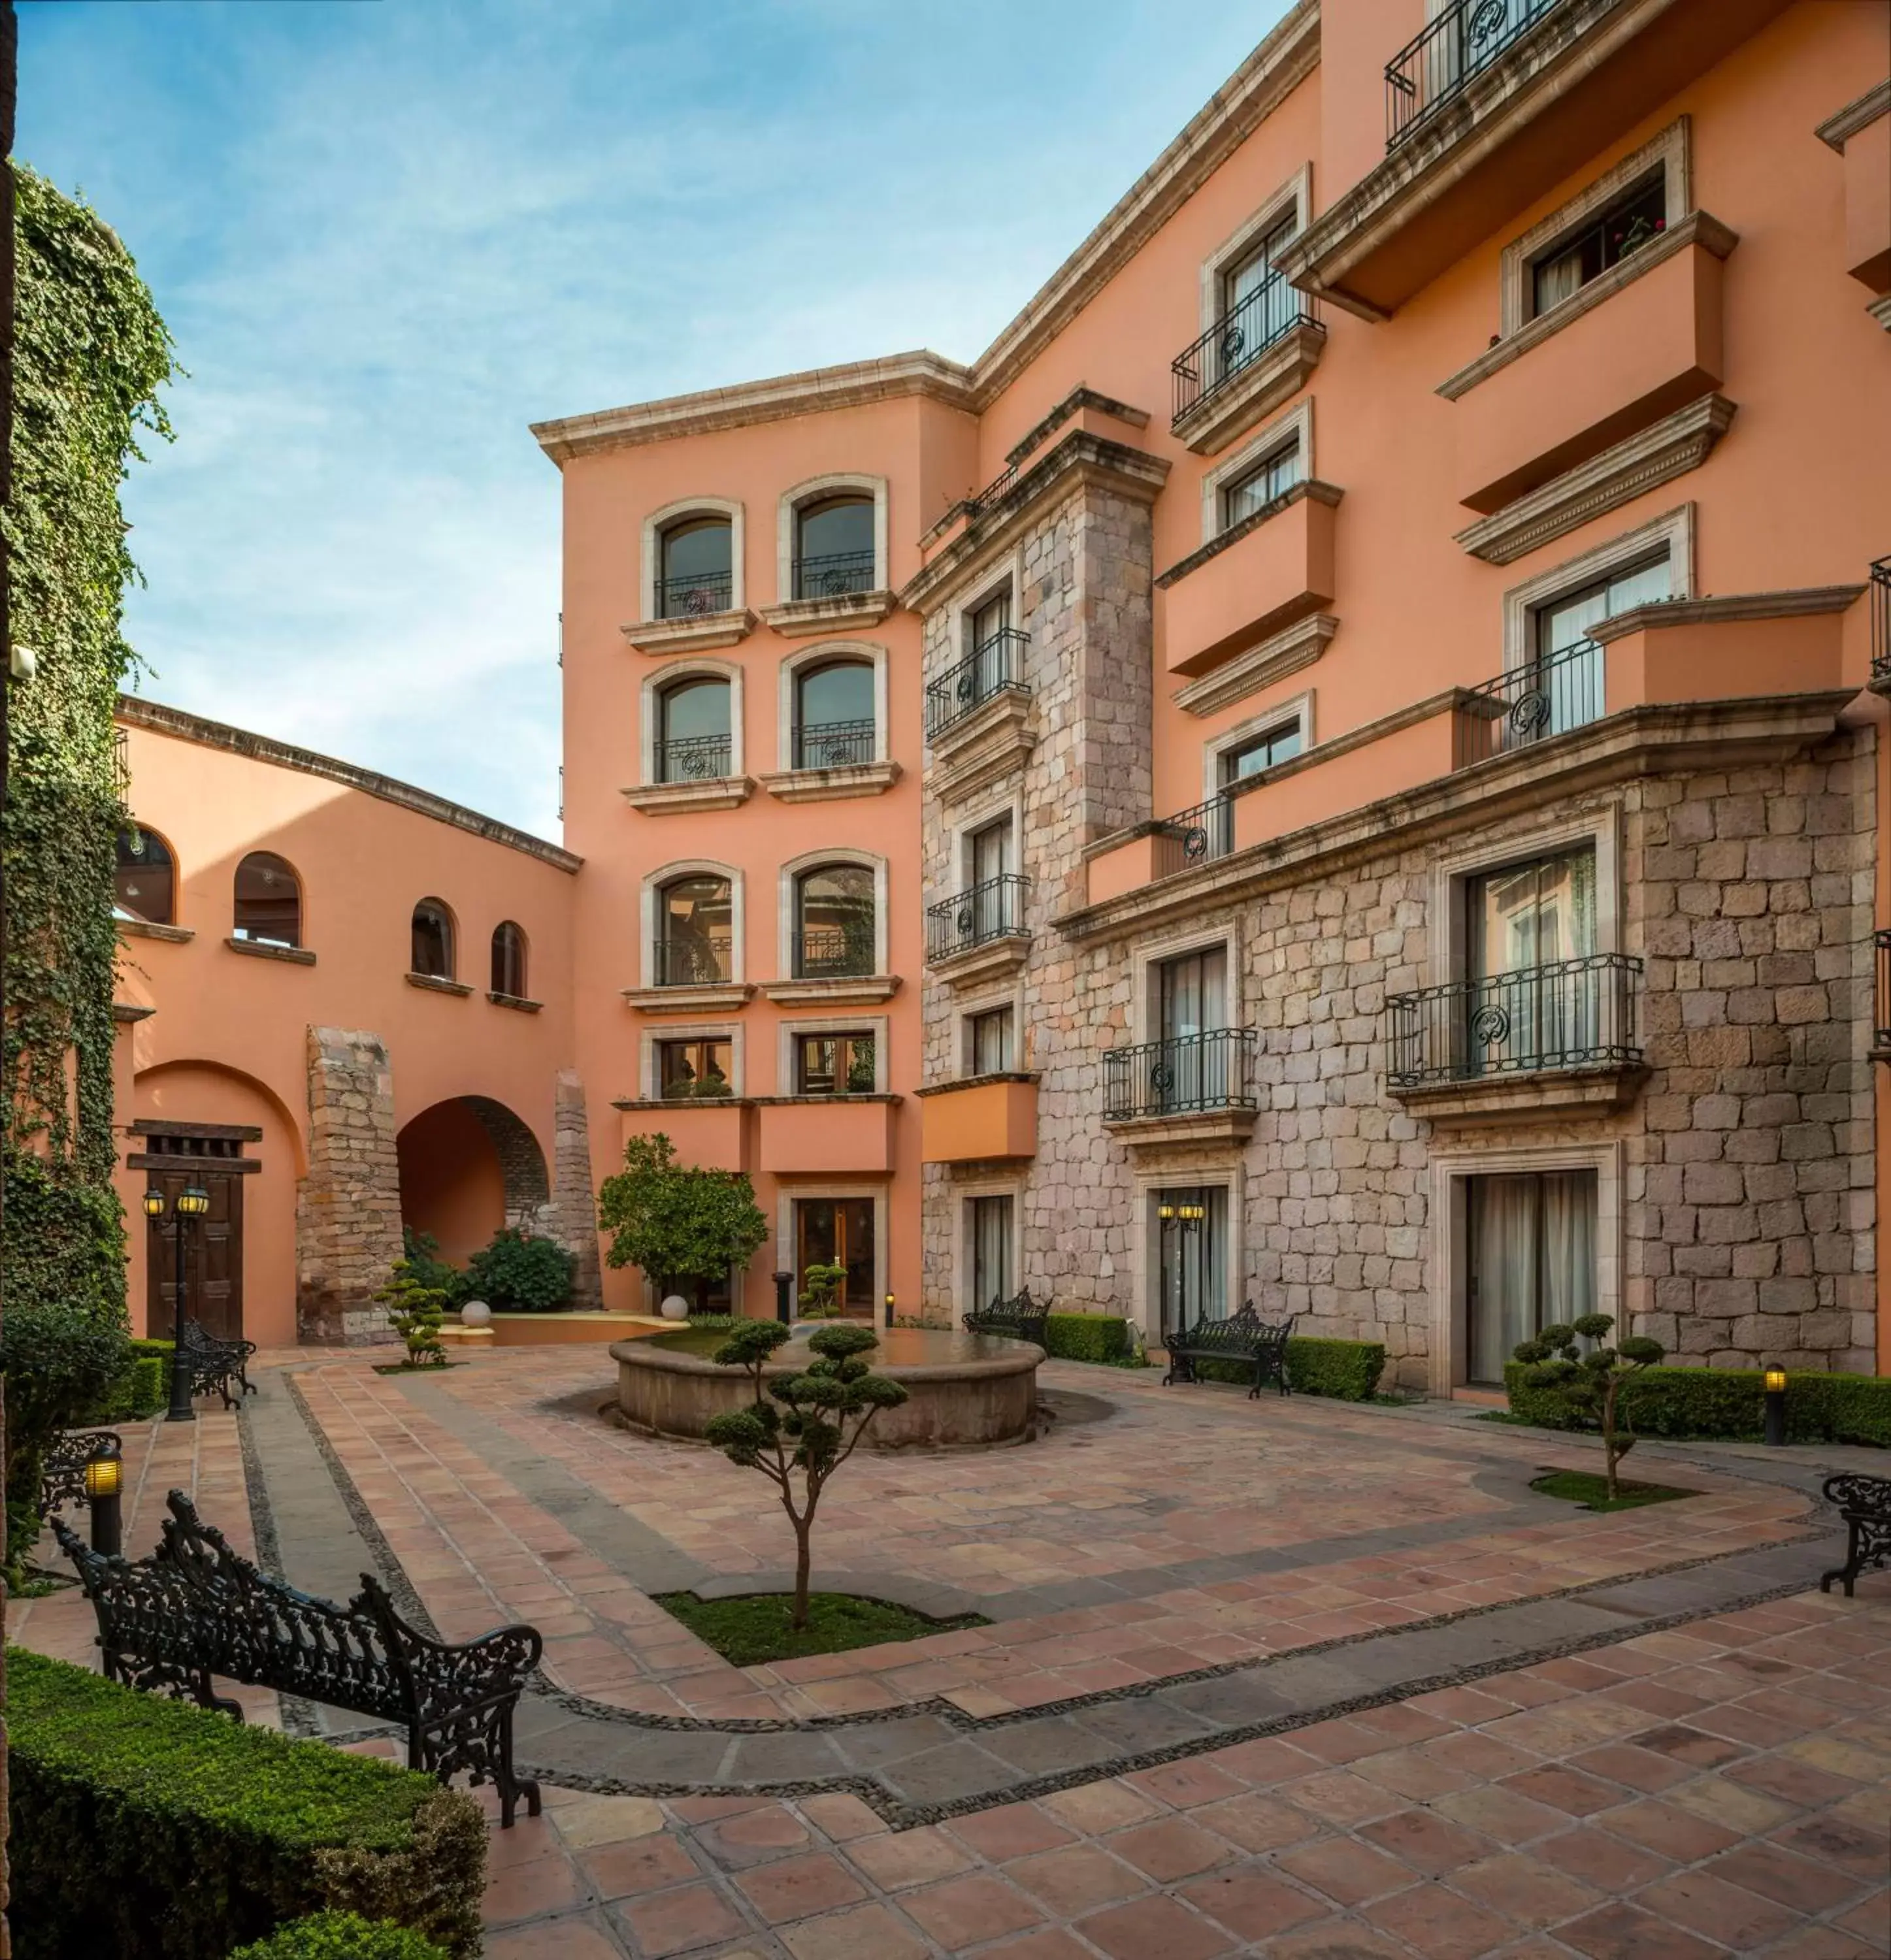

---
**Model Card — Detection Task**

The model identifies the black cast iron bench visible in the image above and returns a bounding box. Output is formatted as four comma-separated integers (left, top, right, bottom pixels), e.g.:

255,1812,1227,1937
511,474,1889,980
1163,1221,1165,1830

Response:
964,1287,1049,1350
1820,1473,1891,1597
178,1318,258,1410
54,1490,543,1826
37,1428,122,1521
1163,1301,1296,1399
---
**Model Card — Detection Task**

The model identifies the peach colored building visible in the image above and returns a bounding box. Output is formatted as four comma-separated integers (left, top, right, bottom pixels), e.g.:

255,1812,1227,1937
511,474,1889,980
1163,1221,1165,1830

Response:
117,0,1891,1388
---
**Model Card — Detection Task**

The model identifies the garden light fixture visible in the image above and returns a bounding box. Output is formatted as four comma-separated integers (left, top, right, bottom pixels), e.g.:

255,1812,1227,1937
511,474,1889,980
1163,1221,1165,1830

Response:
1764,1366,1788,1448
84,1452,122,1556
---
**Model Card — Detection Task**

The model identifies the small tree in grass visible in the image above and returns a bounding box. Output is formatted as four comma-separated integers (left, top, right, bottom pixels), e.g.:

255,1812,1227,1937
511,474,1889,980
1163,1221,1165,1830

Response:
1513,1313,1666,1501
703,1321,908,1629
597,1133,768,1315
375,1263,450,1368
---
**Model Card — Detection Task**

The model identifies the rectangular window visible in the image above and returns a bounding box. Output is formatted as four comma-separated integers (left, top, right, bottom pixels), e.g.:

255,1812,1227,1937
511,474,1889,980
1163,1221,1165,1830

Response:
657,1039,732,1100
797,1031,876,1096
1154,1185,1228,1340
1217,719,1303,789
971,1195,1013,1308
1515,547,1669,743
1530,174,1667,318
1157,946,1228,1042
968,815,1013,887
969,587,1011,652
969,1007,1015,1075
1219,438,1302,531
1466,1169,1597,1383
1464,847,1601,1075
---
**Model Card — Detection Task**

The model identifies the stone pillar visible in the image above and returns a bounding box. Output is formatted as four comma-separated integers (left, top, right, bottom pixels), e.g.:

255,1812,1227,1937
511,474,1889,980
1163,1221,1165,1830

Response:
297,1026,403,1344
549,1070,604,1309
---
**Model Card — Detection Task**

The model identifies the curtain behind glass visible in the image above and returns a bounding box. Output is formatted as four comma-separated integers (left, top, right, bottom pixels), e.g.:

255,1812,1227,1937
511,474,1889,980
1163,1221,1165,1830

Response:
1468,1175,1539,1383
1541,1171,1598,1324
973,1196,1013,1307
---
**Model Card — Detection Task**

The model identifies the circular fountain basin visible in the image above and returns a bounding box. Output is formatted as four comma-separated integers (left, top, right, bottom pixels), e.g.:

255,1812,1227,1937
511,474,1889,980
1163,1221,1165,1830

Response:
610,1324,1042,1449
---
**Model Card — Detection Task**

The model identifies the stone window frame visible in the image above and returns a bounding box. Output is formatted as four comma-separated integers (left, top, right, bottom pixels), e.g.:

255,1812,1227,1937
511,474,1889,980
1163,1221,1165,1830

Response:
773,1183,889,1318
957,979,1027,1077
640,857,745,987
948,785,1025,891
1500,118,1692,335
1425,802,1624,992
776,473,891,602
1198,400,1313,547
1200,688,1315,804
776,1011,891,1096
640,495,746,621
948,551,1025,662
955,1177,1025,1318
775,638,889,770
1129,1161,1248,1344
640,1021,747,1100
1427,1139,1625,1397
1197,164,1313,333
1129,921,1243,1047
776,845,890,979
638,658,744,783
1501,503,1695,674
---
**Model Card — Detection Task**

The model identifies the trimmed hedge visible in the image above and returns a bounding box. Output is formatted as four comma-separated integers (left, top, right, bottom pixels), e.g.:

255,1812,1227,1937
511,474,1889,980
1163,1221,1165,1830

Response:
8,1649,485,1959
89,1337,173,1422
232,1914,452,1960
1044,1313,1133,1364
1184,1336,1387,1400
1504,1362,1891,1447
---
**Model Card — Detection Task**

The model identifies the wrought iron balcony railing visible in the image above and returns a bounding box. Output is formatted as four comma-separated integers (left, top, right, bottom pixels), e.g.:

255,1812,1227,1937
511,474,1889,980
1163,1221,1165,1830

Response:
1871,557,1890,685
792,549,878,601
1102,1028,1260,1122
653,936,732,987
1455,638,1603,768
793,717,878,770
1153,794,1236,879
927,875,1029,962
653,732,732,783
1172,273,1321,427
925,629,1030,740
796,924,876,980
1386,0,1570,148
1876,928,1891,1051
657,570,733,619
1387,953,1641,1088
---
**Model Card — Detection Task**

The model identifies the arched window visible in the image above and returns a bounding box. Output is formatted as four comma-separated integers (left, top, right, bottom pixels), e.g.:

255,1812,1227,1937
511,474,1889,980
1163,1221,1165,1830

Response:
793,660,875,769
114,824,175,924
793,495,875,600
794,862,875,979
658,515,733,618
491,921,528,1000
655,873,734,987
655,675,732,781
233,852,302,947
411,899,455,980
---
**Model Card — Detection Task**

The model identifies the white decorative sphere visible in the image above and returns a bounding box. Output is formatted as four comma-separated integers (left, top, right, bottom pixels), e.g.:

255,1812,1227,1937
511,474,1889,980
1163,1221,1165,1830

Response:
460,1299,493,1327
659,1294,689,1321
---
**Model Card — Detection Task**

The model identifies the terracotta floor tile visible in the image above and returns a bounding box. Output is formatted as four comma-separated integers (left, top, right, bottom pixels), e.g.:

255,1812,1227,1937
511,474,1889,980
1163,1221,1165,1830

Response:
1554,1900,1733,1960
1362,1882,1519,1960
1635,1869,1806,1952
582,1834,702,1901
901,1873,1047,1946
1103,1815,1234,1882
483,1851,595,1925
1451,1850,1607,1929
1076,1892,1237,1960
1180,1863,1328,1942
1005,1843,1147,1916
1358,1805,1494,1878
947,1800,1076,1859
733,1851,868,1926
1273,1835,1417,1907
780,1901,929,1960
845,1825,976,1891
612,1883,751,1959
482,1910,629,1959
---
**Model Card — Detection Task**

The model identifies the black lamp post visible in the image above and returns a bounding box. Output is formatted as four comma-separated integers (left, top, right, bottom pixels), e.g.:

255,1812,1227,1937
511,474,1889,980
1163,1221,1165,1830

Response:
84,1451,122,1557
1763,1365,1788,1448
884,1291,896,1330
147,1184,210,1422
773,1269,794,1324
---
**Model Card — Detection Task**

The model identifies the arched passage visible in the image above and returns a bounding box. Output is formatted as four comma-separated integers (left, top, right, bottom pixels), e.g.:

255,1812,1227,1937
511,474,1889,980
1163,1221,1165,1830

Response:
396,1094,550,1266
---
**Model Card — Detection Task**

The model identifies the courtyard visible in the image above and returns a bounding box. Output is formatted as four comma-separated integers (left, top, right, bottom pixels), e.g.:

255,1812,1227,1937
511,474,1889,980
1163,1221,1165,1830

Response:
20,1344,1891,1957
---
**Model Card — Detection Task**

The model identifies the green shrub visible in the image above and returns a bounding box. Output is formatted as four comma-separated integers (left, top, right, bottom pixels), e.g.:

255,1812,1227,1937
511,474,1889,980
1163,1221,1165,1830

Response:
463,1228,574,1313
84,1337,174,1423
232,1912,452,1960
1044,1313,1131,1364
3,1298,131,1567
1504,1362,1891,1447
1180,1335,1385,1399
8,1649,484,1959
399,1230,469,1308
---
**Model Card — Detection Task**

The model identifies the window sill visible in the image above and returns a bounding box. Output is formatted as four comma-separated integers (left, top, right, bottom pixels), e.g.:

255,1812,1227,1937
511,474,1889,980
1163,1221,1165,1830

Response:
747,1092,901,1106
226,936,315,966
620,776,755,815
612,1095,753,1111
1099,1104,1257,1152
757,760,901,803
118,918,194,943
1388,1060,1648,1126
926,691,1036,806
406,971,472,997
621,981,757,1015
927,933,1031,988
487,991,543,1013
621,608,757,655
759,974,901,1007
756,589,895,639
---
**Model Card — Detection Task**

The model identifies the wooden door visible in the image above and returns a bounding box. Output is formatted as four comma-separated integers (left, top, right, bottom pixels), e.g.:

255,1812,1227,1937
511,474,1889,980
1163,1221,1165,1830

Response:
146,1168,245,1343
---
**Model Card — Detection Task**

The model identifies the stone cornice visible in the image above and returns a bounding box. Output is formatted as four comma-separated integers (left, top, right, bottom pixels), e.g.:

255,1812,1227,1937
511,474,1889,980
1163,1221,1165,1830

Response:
118,696,581,874
1002,385,1150,469
1587,586,1866,640
1815,78,1890,152
1172,613,1338,718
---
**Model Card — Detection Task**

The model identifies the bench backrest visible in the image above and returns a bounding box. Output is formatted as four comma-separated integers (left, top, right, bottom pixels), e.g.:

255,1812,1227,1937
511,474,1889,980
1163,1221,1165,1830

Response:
965,1288,1048,1343
1824,1472,1891,1519
1176,1301,1296,1352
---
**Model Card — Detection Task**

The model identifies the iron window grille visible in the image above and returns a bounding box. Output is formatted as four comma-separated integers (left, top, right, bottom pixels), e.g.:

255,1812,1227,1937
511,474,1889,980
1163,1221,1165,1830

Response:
1386,0,1571,148
653,732,732,783
925,629,1030,740
796,923,876,981
792,549,878,600
1455,638,1604,768
1102,1028,1259,1122
652,936,732,987
927,875,1029,962
793,717,878,770
1153,794,1236,879
657,570,733,619
1871,557,1890,686
1877,928,1891,1052
1172,273,1321,427
1386,952,1641,1087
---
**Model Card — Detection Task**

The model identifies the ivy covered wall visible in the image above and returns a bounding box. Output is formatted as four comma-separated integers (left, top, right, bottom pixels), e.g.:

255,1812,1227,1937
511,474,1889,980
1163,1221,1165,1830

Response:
5,167,174,1322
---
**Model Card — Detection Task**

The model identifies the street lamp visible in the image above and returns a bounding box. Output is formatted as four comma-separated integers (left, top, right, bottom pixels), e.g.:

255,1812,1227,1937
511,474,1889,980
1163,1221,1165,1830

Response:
146,1185,210,1423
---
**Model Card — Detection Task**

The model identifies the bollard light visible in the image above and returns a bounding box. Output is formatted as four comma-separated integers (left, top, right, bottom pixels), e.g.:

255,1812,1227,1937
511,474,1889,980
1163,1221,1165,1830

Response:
773,1270,794,1325
84,1454,123,1557
885,1291,896,1330
1763,1366,1788,1448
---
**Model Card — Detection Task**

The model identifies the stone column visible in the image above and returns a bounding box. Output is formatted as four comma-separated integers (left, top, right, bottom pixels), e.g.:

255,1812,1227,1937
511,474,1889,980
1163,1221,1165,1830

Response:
296,1025,403,1344
549,1070,604,1309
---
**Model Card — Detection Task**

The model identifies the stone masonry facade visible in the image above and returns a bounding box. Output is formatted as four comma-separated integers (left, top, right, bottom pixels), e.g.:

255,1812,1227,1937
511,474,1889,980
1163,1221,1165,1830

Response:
297,1024,404,1345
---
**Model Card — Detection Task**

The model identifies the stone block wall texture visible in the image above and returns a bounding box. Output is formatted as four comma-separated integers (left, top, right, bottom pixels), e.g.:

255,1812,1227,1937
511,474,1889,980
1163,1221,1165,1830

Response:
297,1024,403,1345
551,1068,604,1309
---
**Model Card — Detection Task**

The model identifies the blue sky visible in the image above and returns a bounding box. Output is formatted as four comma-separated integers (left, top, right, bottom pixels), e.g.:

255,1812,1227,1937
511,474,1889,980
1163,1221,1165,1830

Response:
22,1,1290,836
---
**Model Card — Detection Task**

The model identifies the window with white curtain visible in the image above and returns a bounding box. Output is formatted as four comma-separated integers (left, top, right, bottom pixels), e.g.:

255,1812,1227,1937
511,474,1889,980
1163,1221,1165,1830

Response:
971,1196,1013,1308
1466,1169,1598,1384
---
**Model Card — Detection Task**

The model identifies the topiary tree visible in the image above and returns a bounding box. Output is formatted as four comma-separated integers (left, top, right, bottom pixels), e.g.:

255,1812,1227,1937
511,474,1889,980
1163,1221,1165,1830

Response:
1513,1313,1666,1502
702,1322,907,1629
597,1134,768,1316
796,1261,848,1320
461,1228,572,1314
374,1265,450,1369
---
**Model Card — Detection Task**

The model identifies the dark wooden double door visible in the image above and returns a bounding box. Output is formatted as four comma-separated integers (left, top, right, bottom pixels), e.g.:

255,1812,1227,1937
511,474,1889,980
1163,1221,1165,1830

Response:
146,1167,245,1343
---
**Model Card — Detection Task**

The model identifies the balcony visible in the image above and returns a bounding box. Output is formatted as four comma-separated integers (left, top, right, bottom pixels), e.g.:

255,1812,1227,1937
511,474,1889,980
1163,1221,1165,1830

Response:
1157,482,1340,678
1453,639,1603,767
795,718,876,770
1101,1029,1259,1151
1276,0,1792,320
759,717,900,804
1818,82,1891,296
927,875,1030,985
621,732,752,815
1170,276,1324,456
1387,953,1645,1121
1443,214,1735,515
918,1076,1038,1164
616,1096,753,1173
760,549,893,638
924,629,1036,806
761,925,898,1007
622,935,753,1015
926,630,1030,740
756,1096,896,1176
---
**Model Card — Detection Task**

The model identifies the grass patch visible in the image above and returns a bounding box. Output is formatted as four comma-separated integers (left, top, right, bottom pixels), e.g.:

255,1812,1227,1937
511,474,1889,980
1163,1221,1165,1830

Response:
656,1590,988,1667
1530,1469,1694,1512
650,1326,740,1359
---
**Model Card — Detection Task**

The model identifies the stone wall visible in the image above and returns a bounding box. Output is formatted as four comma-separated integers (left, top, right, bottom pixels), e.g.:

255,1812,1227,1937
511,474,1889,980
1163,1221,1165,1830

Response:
550,1068,604,1309
297,1024,403,1344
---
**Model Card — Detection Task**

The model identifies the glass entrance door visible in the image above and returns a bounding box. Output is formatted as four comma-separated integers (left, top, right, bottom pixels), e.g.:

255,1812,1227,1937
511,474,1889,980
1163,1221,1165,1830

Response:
1155,946,1228,1111
1466,848,1598,1072
1466,1170,1597,1384
1154,1185,1228,1345
795,1198,876,1320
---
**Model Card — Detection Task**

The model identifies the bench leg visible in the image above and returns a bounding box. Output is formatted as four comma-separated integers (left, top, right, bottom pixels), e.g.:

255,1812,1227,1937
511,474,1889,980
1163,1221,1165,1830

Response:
1820,1522,1862,1597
